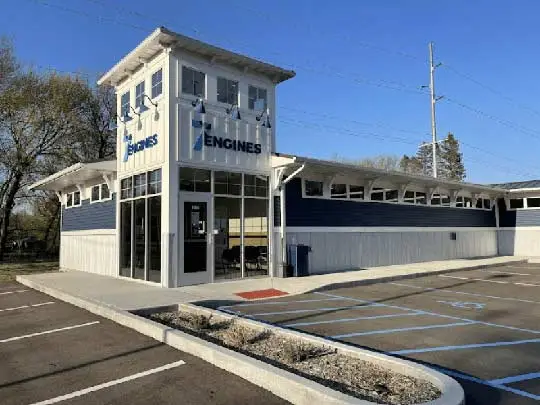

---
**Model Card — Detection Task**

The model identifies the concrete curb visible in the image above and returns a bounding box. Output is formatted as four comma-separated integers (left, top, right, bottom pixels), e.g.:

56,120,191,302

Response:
308,258,528,294
17,275,464,405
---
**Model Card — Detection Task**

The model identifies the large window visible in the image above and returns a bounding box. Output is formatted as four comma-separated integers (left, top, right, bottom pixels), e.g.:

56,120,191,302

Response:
217,77,238,105
180,168,211,192
248,85,267,111
182,66,205,97
91,183,111,203
244,175,268,198
119,169,162,283
215,171,241,195
151,69,163,98
304,180,323,197
330,184,347,199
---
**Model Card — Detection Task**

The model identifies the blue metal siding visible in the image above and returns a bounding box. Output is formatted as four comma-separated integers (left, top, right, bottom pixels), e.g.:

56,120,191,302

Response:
62,194,116,231
498,198,540,227
285,179,495,227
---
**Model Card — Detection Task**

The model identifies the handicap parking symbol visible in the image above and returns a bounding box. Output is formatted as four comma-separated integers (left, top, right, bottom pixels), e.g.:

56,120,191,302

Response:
437,300,485,310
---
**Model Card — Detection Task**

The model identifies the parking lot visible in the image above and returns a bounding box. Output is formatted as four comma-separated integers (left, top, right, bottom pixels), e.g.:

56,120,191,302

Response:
219,263,540,405
0,282,289,405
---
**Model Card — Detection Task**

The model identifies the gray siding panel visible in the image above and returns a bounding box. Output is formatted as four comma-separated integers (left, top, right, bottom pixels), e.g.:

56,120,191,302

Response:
62,194,116,231
285,179,495,228
498,198,540,227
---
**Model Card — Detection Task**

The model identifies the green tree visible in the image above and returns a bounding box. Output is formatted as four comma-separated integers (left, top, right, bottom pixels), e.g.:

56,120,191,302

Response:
439,133,466,181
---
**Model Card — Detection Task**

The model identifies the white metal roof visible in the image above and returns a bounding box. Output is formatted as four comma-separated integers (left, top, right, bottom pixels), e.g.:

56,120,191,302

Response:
273,153,508,196
28,160,116,191
98,27,296,86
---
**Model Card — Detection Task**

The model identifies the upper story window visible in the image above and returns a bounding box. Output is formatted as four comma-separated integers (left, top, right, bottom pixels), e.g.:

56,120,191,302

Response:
120,169,162,201
182,66,205,97
121,91,130,118
66,190,81,208
330,184,347,199
135,81,145,109
91,183,111,203
217,77,239,105
151,69,163,98
248,85,267,111
527,197,540,208
304,180,323,197
509,198,524,209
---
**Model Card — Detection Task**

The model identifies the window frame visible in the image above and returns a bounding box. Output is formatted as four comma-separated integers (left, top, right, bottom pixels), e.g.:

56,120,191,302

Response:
248,85,267,111
90,183,112,204
151,68,163,99
217,76,239,106
135,80,145,109
302,179,324,198
181,66,206,97
120,168,163,202
120,91,130,118
65,191,81,209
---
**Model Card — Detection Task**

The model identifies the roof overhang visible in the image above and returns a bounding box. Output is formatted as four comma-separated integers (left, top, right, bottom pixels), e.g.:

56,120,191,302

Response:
28,160,116,192
98,27,296,86
273,153,507,197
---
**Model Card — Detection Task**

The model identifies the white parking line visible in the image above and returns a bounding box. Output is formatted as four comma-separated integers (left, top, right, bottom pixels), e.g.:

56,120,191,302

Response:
483,269,532,276
251,304,381,317
0,289,28,295
489,372,540,385
0,302,54,313
332,321,474,339
0,321,99,343
286,312,421,327
29,360,186,405
220,297,347,309
391,281,540,305
440,275,540,286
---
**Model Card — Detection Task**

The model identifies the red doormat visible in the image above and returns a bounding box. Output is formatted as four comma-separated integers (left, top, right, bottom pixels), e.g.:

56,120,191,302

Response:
235,288,289,300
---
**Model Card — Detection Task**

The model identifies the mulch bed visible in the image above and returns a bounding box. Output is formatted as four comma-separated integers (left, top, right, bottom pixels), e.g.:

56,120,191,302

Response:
150,311,440,405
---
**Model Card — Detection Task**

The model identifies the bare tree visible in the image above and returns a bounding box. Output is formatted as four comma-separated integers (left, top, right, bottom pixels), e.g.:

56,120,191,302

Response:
332,154,403,172
0,71,92,260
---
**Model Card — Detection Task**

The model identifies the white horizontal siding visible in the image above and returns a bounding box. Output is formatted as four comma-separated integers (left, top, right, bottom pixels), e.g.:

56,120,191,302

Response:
286,230,498,275
60,230,117,277
498,229,540,256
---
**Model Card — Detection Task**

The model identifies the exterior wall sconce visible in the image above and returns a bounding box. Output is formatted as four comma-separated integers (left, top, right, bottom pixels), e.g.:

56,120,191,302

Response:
256,108,272,128
226,104,241,120
192,97,206,114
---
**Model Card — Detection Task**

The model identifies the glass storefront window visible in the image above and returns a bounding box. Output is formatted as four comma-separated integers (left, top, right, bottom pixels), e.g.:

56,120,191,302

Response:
147,196,161,282
244,175,268,197
121,177,133,200
133,173,147,198
148,169,162,194
215,171,241,195
120,201,132,277
214,197,242,280
243,198,268,277
180,167,211,192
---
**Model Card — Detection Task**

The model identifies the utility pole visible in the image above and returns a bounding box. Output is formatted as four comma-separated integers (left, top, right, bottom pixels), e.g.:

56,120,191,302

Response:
429,42,442,178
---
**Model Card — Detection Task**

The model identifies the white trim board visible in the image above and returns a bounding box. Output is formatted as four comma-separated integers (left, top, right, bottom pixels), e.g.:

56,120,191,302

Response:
61,229,117,236
285,227,497,233
498,227,540,231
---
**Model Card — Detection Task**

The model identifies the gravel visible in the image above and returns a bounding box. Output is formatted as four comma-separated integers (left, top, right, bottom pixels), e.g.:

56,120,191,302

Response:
150,311,440,405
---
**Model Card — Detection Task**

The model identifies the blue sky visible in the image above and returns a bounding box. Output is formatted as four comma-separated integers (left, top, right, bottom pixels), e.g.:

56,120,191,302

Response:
2,0,539,183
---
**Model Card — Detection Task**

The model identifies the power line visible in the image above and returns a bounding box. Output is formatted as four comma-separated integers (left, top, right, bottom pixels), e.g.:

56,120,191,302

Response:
444,96,540,141
443,63,540,118
27,0,540,177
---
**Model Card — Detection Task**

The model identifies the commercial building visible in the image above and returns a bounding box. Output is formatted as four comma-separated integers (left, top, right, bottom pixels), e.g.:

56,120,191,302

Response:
29,27,537,287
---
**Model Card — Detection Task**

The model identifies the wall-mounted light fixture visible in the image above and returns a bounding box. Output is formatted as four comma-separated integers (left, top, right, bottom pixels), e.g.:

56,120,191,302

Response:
191,97,206,114
142,95,159,121
226,104,241,120
256,108,272,128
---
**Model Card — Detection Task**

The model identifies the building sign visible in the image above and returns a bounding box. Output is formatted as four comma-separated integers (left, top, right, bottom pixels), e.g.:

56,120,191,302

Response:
123,134,158,162
192,119,261,155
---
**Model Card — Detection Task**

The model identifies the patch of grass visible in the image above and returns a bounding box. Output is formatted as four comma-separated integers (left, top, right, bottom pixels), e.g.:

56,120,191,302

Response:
0,261,59,283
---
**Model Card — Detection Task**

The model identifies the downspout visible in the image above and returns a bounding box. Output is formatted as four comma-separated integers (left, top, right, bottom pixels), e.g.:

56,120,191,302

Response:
279,163,305,274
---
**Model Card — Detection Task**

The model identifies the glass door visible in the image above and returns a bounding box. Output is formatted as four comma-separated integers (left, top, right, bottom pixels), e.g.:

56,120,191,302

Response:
179,194,212,285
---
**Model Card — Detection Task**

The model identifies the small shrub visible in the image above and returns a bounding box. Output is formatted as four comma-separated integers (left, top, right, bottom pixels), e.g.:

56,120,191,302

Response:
281,340,320,363
186,314,212,331
223,323,257,347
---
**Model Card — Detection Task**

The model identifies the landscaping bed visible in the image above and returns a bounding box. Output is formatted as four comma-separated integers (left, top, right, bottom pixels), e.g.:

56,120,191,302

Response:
150,310,441,405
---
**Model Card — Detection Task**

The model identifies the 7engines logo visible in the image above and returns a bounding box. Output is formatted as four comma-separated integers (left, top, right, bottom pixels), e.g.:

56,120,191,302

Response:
123,133,158,162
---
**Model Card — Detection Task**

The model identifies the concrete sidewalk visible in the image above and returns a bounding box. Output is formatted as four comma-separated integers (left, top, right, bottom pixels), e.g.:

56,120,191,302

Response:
16,256,526,311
